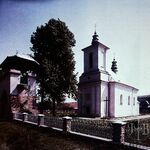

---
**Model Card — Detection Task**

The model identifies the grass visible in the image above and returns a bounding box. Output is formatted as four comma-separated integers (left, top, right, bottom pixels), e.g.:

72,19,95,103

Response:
0,121,137,150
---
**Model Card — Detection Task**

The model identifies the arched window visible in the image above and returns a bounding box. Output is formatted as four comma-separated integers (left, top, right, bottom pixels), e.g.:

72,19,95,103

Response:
133,97,135,105
120,94,123,105
128,96,130,105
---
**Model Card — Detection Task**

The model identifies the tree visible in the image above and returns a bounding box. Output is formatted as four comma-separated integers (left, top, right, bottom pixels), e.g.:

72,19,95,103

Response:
30,18,78,116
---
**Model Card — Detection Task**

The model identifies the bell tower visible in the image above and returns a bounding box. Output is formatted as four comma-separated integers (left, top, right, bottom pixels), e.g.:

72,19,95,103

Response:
78,32,110,117
80,32,109,82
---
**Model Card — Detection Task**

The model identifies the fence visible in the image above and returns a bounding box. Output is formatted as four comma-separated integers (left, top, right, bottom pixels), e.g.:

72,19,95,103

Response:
71,119,113,139
44,116,63,129
125,119,150,147
13,112,150,150
13,113,126,142
28,114,38,124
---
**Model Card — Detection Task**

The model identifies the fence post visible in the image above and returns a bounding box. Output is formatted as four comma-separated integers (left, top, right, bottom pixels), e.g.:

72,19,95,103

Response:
38,114,45,126
62,116,72,134
112,121,126,144
22,112,28,122
13,113,17,120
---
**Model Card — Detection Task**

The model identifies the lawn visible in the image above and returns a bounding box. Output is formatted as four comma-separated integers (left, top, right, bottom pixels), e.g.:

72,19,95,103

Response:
0,121,136,150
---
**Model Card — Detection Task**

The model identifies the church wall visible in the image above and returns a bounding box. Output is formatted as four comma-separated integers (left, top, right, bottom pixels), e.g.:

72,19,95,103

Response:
79,71,101,83
98,45,106,71
114,83,139,117
78,88,82,115
101,81,108,117
93,83,101,116
78,86,92,116
109,82,115,117
101,72,109,82
132,90,139,115
78,82,101,117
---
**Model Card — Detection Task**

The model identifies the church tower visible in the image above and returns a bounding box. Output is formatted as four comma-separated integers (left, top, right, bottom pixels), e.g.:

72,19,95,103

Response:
78,32,110,117
83,32,109,73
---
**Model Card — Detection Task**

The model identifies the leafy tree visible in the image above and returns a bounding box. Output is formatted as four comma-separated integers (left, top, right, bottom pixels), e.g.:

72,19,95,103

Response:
30,18,78,116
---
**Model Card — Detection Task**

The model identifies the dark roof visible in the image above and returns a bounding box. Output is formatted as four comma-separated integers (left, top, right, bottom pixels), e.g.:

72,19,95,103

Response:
0,54,39,72
138,95,150,101
82,42,109,51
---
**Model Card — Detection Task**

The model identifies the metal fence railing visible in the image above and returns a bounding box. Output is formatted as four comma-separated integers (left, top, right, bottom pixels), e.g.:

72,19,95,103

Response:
44,116,63,129
71,119,113,139
14,113,113,139
125,119,150,147
27,114,38,124
15,112,23,120
13,112,150,149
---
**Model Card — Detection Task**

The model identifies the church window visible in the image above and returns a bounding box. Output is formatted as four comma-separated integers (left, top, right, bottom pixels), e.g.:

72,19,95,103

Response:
89,52,93,68
120,94,123,105
128,96,130,105
133,97,135,105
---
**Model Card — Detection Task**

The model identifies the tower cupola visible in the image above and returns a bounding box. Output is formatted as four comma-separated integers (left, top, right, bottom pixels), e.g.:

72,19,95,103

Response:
111,58,118,73
92,31,99,45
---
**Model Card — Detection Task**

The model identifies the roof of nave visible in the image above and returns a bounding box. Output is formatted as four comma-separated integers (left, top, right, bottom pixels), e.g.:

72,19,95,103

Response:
108,70,138,91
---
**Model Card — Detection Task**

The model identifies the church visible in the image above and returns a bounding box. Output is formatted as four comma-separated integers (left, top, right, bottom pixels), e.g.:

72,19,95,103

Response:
78,32,139,118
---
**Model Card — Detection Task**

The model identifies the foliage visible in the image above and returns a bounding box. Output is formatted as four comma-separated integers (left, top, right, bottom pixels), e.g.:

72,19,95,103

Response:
37,100,52,111
30,18,78,115
11,96,31,113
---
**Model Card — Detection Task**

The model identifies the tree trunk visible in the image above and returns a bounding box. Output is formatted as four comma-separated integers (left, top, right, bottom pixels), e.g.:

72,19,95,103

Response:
52,99,56,116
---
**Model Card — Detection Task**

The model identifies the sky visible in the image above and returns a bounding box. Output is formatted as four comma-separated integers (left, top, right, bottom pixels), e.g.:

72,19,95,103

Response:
0,0,150,95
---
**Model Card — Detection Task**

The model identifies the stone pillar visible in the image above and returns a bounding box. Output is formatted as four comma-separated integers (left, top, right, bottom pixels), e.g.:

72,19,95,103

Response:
112,121,126,144
38,114,45,126
13,113,17,120
63,116,72,134
22,112,28,122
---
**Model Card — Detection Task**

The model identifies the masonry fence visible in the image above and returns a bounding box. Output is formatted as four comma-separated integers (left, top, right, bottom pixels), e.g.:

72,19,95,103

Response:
13,112,150,150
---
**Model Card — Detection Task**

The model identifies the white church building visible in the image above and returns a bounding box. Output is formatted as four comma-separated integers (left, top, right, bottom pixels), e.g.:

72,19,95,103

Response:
78,32,139,118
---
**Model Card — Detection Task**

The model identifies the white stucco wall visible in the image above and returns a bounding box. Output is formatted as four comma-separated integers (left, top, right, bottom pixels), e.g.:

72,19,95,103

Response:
101,81,108,117
112,83,139,117
98,45,106,71
101,72,109,82
10,69,37,96
109,82,115,117
10,70,20,95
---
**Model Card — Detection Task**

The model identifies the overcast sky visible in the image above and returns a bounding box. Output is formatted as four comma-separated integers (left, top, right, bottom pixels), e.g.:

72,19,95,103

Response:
0,0,150,95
